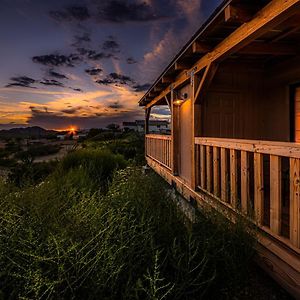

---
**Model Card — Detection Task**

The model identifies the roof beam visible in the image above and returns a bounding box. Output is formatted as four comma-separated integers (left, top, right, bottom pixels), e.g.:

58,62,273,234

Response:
224,4,255,23
174,61,190,71
239,41,297,55
144,0,300,108
161,76,174,84
192,41,212,54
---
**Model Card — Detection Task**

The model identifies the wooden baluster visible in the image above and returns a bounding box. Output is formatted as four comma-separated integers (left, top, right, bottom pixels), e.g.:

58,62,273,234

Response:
241,151,249,214
206,146,212,193
221,148,228,202
213,147,220,197
270,155,282,235
230,149,238,209
200,145,205,189
254,153,264,225
290,158,300,248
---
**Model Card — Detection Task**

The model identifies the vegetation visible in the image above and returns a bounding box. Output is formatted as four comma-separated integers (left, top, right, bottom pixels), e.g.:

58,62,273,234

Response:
0,132,287,299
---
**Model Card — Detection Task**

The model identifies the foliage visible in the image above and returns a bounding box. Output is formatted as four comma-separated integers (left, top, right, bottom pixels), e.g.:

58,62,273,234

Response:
15,144,61,161
8,160,58,187
0,150,256,300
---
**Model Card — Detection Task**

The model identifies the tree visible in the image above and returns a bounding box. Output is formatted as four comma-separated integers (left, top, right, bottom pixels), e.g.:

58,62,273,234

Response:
106,123,120,132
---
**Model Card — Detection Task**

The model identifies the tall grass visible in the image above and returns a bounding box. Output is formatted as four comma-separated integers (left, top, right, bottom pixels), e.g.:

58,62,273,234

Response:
0,148,256,299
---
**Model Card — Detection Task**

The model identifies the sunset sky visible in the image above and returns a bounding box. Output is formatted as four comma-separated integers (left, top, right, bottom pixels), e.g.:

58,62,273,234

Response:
0,0,221,130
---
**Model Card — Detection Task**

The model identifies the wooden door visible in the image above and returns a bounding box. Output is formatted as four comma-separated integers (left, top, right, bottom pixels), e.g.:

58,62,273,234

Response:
179,99,192,185
294,87,300,142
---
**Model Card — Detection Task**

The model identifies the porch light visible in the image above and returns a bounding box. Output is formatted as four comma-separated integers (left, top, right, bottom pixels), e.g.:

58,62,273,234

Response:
174,92,188,106
174,99,184,106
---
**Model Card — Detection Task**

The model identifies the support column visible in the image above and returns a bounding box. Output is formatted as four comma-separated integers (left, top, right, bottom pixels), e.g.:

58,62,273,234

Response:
171,88,179,175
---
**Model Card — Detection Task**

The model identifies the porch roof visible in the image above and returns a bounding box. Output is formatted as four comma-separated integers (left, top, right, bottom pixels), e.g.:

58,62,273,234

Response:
139,0,300,107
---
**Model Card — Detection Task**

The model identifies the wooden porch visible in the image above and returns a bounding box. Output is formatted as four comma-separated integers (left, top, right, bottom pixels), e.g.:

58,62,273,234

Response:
145,134,300,296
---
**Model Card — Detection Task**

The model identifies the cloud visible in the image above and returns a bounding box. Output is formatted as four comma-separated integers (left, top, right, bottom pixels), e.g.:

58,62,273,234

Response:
49,6,90,22
71,88,83,92
71,32,91,47
96,72,134,86
95,0,165,23
108,101,123,109
85,68,103,76
49,70,68,79
40,79,64,87
133,83,151,92
33,54,81,67
76,48,114,60
102,39,120,53
127,57,137,64
5,76,36,88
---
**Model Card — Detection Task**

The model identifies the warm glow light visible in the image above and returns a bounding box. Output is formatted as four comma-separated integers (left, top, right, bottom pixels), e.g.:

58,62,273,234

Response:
68,126,77,134
174,99,184,106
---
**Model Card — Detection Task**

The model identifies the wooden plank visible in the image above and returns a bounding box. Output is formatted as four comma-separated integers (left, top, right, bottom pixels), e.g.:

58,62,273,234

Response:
270,155,282,235
213,147,220,197
241,151,249,214
221,148,228,202
254,153,264,225
143,0,300,108
230,149,238,209
200,145,206,189
206,146,212,193
195,137,300,159
290,158,300,248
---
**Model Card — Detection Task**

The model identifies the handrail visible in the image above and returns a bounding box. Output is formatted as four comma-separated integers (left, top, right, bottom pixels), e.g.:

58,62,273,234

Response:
195,137,300,158
146,134,171,141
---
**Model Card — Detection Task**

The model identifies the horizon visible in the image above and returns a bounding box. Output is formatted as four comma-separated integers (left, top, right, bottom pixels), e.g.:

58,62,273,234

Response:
0,0,221,130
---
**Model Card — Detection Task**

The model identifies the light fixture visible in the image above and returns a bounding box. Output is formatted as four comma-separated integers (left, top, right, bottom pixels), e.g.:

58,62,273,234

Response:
174,92,189,106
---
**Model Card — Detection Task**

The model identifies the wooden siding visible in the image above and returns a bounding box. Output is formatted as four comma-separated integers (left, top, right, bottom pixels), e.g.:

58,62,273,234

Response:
201,61,292,141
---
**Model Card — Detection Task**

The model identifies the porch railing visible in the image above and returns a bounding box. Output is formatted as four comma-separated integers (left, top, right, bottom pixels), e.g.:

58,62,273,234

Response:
146,134,172,170
195,137,300,250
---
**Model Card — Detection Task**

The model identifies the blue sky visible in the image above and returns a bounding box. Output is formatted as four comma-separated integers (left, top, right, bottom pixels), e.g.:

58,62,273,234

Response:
0,0,221,130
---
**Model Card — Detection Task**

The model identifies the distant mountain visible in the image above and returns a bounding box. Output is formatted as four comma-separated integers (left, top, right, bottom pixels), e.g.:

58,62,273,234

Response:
0,126,59,139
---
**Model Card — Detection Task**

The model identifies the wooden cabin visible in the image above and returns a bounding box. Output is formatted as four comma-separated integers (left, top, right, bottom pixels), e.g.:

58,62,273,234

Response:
139,0,300,297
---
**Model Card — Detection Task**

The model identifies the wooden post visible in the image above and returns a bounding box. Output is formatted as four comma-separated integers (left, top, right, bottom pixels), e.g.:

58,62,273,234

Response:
241,151,249,214
171,88,179,175
145,107,151,135
270,155,282,235
230,149,238,209
290,158,300,248
213,147,220,197
221,148,228,202
254,153,264,224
